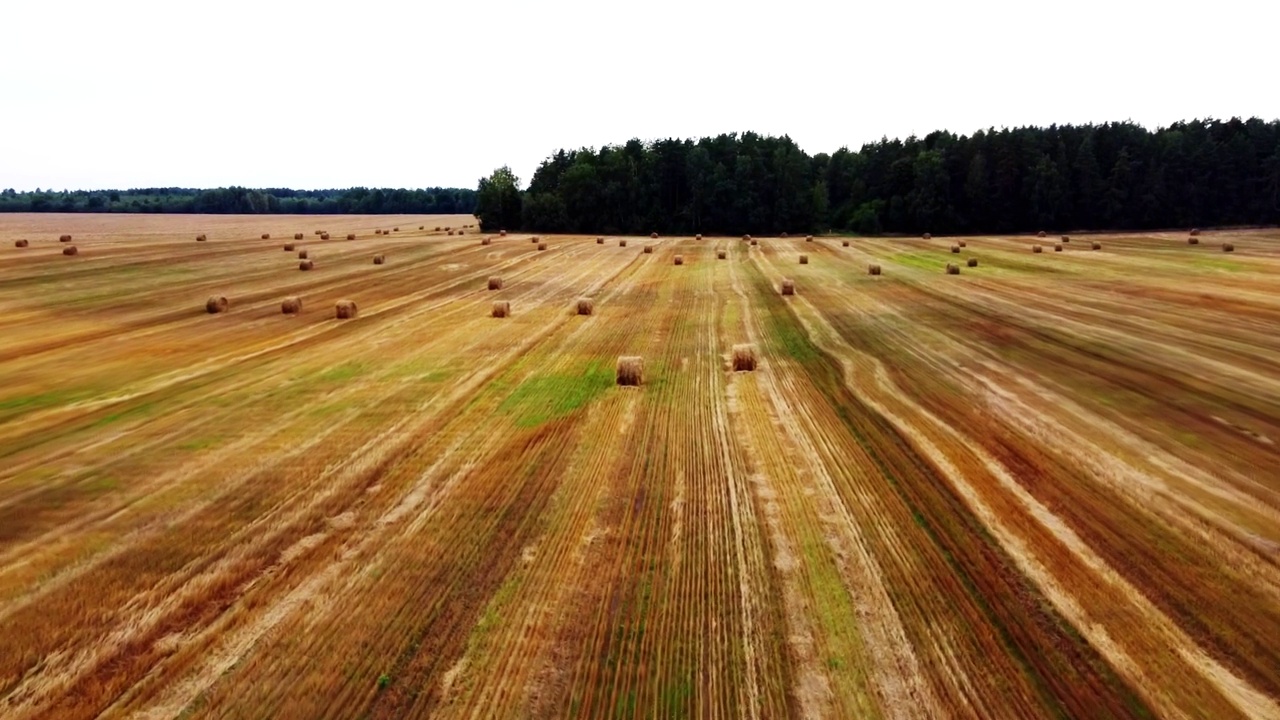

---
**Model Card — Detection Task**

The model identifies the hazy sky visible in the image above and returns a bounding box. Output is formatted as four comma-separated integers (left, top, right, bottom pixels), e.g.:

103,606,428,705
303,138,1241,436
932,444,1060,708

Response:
2,0,1275,192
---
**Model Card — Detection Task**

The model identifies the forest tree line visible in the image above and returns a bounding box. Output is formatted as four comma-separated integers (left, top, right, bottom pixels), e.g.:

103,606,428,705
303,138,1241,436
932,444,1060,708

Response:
475,118,1280,235
0,186,477,215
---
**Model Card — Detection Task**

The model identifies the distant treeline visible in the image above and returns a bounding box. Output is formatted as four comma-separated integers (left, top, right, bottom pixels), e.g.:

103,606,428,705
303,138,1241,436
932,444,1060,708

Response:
0,186,477,215
475,118,1280,235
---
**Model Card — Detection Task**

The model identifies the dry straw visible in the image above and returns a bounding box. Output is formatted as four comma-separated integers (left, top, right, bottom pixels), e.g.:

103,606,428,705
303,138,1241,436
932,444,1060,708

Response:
781,278,795,295
491,300,510,318
946,263,960,275
1223,242,1235,252
799,254,808,264
60,234,72,242
281,296,302,314
205,295,228,314
335,300,358,319
616,356,643,386
14,239,29,247
488,276,503,290
373,254,385,264
868,264,881,275
673,255,684,265
299,259,314,271
63,246,78,255
576,297,594,315
731,343,758,372
967,258,978,267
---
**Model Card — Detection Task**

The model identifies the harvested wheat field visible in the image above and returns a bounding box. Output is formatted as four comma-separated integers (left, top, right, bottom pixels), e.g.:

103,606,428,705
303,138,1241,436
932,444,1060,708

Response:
1,216,1280,719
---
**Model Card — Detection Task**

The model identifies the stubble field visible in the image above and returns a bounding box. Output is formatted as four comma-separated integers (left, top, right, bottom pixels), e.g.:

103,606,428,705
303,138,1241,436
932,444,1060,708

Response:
1,213,1279,719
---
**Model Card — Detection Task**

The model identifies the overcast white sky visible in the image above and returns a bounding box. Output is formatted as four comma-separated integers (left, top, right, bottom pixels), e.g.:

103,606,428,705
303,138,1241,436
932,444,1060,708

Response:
1,0,1274,192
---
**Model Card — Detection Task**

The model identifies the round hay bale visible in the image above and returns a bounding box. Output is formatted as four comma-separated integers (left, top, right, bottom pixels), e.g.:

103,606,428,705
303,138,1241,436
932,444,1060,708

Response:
868,264,881,275
448,230,455,236
196,234,207,242
717,250,727,259
59,234,72,242
444,226,451,232
799,254,809,264
842,240,850,247
1061,235,1070,242
616,356,643,386
491,300,510,318
951,245,960,253
644,246,654,254
967,258,978,268
320,233,330,240
958,240,967,248
1223,242,1235,252
781,278,795,295
457,229,464,235
576,297,594,315
205,295,228,314
750,239,758,246
781,232,790,238
283,243,295,251
743,234,752,242
946,263,960,275
375,229,383,235
500,229,507,237
419,226,425,230
619,239,628,247
1037,230,1047,238
596,237,605,244
673,255,684,265
393,227,399,232
347,233,356,240
298,250,309,259
1190,228,1201,236
281,296,302,314
1188,237,1200,245
435,226,442,231
806,235,813,242
731,343,758,372
531,236,539,244
299,259,314,271
373,254,386,264
481,236,492,245
1091,242,1102,250
314,230,323,235
488,276,503,290
294,233,304,240
261,233,270,240
695,234,703,240
537,242,547,251
63,245,78,256
335,300,358,319
922,233,932,240
15,239,29,248
1032,245,1043,253
1054,244,1063,252
650,232,658,239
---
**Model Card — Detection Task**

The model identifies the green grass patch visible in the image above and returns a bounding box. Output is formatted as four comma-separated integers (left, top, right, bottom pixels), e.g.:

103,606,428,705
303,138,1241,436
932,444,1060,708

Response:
498,361,614,427
316,362,366,383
